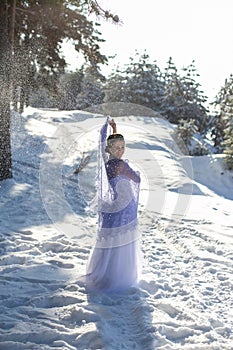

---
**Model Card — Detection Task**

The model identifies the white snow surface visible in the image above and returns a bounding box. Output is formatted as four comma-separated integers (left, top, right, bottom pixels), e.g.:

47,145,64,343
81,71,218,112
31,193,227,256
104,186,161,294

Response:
0,107,233,350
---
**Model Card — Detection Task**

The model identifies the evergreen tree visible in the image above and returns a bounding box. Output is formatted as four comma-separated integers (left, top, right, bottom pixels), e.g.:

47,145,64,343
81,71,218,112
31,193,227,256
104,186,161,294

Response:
29,71,60,108
104,69,128,103
161,58,209,133
210,112,225,152
0,0,113,180
174,118,209,156
175,118,197,154
104,52,165,111
56,69,84,110
161,57,183,123
124,52,164,111
50,65,105,110
182,61,209,133
76,65,105,109
214,75,233,169
11,0,108,111
212,77,232,152
223,116,233,169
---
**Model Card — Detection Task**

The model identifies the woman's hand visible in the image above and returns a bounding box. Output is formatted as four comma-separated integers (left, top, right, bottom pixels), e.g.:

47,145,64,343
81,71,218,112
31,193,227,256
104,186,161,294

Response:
108,118,117,134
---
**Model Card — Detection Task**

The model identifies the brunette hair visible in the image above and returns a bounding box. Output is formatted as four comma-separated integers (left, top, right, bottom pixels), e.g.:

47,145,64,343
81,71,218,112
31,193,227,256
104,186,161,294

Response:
105,133,124,153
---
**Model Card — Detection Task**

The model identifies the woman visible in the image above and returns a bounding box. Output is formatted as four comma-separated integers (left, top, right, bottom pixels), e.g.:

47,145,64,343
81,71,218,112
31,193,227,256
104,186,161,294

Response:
84,116,143,293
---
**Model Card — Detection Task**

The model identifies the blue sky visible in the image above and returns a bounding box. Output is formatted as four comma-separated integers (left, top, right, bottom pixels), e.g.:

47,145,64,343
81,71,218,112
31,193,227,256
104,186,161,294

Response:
64,0,233,103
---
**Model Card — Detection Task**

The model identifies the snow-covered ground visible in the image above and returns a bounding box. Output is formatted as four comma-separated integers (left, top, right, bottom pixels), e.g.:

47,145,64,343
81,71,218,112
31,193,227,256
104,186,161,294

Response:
0,107,232,350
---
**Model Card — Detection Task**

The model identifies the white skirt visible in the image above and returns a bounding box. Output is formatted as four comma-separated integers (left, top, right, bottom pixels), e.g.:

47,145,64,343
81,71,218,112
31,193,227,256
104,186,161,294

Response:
84,238,143,293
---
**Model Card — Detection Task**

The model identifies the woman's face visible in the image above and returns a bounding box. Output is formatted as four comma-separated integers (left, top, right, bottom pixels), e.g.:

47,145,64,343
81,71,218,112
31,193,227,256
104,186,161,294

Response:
109,140,125,159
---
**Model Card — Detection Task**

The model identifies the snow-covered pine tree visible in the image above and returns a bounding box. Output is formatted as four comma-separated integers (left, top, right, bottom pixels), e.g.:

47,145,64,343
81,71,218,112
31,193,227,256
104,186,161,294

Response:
181,61,209,133
161,58,209,134
103,63,128,103
175,118,197,154
215,75,233,169
0,0,112,181
123,52,165,111
223,115,233,169
161,57,182,123
29,71,60,108
75,65,105,109
212,76,233,155
104,52,165,111
56,69,84,110
210,112,225,153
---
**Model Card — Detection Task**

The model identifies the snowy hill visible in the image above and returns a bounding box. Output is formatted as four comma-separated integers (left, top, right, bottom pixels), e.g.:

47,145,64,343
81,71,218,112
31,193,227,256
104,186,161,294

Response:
0,107,232,349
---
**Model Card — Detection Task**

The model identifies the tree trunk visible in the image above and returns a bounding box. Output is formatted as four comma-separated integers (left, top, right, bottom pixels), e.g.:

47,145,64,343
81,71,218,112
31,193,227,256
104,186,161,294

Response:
0,0,14,181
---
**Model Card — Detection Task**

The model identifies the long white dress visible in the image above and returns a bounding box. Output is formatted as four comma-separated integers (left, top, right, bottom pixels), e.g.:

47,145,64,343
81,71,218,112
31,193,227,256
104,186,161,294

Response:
83,118,143,293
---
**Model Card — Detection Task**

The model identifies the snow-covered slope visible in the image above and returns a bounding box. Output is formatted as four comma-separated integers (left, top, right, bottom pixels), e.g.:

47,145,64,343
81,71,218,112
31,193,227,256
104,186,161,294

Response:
0,107,232,349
